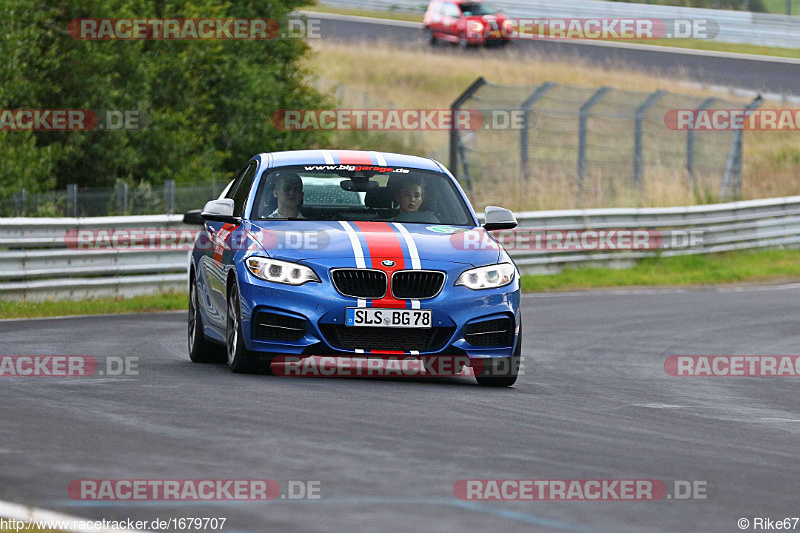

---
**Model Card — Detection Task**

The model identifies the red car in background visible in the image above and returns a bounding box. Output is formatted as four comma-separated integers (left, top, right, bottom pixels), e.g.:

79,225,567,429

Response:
423,0,512,47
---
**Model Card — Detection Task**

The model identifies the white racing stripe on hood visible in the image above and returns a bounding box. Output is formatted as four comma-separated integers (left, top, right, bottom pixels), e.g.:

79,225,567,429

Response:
394,222,423,309
371,151,387,166
392,223,421,270
339,220,368,308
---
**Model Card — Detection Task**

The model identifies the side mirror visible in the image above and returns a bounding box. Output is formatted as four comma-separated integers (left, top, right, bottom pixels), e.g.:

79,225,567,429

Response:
183,209,204,226
483,206,517,231
201,199,239,224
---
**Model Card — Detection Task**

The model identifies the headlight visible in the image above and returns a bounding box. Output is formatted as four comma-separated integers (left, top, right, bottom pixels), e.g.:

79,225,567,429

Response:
467,21,484,38
246,257,320,285
455,263,515,290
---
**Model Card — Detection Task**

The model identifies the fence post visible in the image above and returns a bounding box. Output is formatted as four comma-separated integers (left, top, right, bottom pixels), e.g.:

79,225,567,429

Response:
16,188,26,216
520,82,555,182
449,77,486,188
721,95,762,200
687,97,717,187
164,179,176,214
578,87,611,188
633,89,666,187
66,184,78,217
456,135,473,194
116,183,129,215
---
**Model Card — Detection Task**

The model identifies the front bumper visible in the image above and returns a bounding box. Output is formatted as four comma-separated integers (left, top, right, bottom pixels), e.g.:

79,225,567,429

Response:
237,264,520,359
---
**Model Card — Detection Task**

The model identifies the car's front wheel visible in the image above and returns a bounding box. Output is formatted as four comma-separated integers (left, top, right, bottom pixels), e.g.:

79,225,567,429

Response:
226,281,260,374
188,277,224,364
474,324,521,387
424,26,437,45
458,31,471,49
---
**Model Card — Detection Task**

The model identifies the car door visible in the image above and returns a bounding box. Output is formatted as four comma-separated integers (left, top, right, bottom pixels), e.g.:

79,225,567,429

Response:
201,161,258,331
441,2,462,40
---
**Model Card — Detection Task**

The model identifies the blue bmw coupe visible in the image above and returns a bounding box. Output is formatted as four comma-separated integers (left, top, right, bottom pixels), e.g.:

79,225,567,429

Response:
188,150,521,386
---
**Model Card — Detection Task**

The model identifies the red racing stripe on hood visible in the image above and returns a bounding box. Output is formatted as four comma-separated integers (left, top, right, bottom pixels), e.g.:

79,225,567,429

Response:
352,221,407,309
336,150,374,165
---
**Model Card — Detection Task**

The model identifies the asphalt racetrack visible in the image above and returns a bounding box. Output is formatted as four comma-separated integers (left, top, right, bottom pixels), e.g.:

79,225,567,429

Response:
310,14,800,97
2,285,800,532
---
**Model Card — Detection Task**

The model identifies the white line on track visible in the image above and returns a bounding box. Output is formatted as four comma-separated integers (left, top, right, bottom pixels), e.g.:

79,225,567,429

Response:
2,282,799,323
0,310,184,323
523,282,800,298
0,498,150,533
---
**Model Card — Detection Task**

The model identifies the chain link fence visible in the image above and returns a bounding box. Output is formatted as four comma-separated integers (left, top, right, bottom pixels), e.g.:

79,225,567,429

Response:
1,79,767,216
450,77,762,210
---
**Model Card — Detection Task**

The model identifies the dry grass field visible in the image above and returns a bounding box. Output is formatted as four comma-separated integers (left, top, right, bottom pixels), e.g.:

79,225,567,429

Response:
304,41,800,210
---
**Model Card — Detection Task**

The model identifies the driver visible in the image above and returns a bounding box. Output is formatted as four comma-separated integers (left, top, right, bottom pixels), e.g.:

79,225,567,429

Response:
269,173,305,219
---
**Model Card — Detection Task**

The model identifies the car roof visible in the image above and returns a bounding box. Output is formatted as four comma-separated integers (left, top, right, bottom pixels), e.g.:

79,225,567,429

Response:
257,150,445,173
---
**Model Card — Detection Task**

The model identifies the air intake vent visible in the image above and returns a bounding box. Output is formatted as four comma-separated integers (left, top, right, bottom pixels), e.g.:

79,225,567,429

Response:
254,312,306,342
320,325,455,352
464,318,513,347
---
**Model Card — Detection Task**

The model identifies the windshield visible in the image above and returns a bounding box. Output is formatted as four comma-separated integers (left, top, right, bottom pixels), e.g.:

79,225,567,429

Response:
460,2,499,16
251,166,474,226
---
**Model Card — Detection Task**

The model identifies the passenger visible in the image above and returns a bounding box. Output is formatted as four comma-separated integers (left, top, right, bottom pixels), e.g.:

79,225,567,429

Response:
394,176,424,213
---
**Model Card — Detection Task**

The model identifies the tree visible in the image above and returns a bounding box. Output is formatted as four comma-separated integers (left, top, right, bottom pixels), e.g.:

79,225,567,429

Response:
0,0,330,193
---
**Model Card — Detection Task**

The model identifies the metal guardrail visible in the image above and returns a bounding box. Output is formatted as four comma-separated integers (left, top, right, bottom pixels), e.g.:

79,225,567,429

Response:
0,215,189,300
1,195,799,300
317,0,800,48
508,196,800,273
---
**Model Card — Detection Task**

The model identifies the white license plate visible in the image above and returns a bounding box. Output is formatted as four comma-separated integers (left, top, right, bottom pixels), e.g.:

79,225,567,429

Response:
345,308,432,328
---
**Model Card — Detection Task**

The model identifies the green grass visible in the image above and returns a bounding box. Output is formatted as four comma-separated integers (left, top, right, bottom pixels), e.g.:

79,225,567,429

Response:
302,5,800,58
0,291,187,320
1,249,799,319
762,0,800,14
521,248,800,291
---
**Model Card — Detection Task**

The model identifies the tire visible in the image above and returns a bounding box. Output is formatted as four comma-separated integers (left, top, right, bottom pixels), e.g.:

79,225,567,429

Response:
424,27,437,46
458,32,470,49
474,323,521,387
225,280,261,374
188,277,225,364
